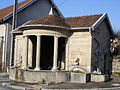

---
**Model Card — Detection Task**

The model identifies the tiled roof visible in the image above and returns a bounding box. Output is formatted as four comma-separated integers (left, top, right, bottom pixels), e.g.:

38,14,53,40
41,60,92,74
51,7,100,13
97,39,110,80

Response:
0,0,32,19
65,14,103,28
27,15,70,28
26,14,103,28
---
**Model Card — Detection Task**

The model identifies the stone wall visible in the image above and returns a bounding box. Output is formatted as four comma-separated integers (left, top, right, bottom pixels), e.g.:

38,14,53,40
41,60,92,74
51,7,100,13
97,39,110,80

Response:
9,69,108,83
112,36,120,73
9,69,70,83
91,20,112,74
14,35,25,66
68,31,92,72
0,24,5,37
112,58,120,72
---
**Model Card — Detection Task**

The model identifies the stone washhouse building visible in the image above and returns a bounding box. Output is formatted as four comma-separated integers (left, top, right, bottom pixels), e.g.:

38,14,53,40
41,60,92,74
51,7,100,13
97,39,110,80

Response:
9,13,113,83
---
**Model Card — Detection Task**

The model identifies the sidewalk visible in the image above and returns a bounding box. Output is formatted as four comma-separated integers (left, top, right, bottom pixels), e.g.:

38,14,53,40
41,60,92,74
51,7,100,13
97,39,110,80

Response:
0,73,120,90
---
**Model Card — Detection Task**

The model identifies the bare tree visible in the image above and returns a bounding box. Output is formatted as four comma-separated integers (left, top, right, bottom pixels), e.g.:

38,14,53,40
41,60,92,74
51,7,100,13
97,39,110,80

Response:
111,29,120,58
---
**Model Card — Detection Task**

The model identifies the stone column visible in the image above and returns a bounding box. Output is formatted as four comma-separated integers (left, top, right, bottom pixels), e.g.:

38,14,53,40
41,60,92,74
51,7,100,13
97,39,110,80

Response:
52,36,58,71
14,39,18,66
65,38,69,71
22,36,28,69
34,35,41,71
28,39,33,67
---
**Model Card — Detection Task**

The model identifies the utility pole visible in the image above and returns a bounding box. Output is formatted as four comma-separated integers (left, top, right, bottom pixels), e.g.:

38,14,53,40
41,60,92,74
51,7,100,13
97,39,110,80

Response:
12,0,18,30
10,0,18,68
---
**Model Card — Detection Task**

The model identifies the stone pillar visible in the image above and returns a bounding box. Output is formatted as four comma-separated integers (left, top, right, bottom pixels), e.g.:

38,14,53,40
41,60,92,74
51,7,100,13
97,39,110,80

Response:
28,39,33,67
52,36,58,71
65,38,69,71
22,36,28,69
34,35,41,71
14,39,18,66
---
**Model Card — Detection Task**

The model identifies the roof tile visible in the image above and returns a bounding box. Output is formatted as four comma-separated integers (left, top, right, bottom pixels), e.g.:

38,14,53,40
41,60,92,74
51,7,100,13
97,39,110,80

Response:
65,14,103,27
27,15,70,28
27,14,103,28
0,0,32,19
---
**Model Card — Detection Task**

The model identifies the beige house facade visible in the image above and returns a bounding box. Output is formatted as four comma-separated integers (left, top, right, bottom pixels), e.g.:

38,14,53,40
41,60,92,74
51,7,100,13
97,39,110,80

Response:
9,14,113,83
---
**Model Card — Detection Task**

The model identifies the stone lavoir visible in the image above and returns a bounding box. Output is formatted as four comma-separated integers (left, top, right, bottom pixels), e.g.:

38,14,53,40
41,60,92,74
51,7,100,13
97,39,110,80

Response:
9,14,113,83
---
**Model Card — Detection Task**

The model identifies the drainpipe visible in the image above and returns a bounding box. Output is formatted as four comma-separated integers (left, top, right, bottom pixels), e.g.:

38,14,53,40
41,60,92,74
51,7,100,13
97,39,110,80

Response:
89,27,92,33
89,27,93,73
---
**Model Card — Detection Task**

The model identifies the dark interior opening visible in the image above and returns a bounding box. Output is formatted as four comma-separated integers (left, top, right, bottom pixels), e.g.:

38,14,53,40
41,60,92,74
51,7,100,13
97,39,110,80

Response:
103,54,107,74
58,37,66,70
29,36,37,69
41,36,54,70
29,36,66,70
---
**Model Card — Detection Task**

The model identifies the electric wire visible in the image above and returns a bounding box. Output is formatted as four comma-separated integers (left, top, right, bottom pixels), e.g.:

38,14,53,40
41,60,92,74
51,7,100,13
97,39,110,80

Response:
56,0,67,7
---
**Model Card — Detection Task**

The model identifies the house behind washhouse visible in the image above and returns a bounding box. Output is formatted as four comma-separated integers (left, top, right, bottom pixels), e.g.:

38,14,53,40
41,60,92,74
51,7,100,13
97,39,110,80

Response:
0,0,63,71
9,13,114,83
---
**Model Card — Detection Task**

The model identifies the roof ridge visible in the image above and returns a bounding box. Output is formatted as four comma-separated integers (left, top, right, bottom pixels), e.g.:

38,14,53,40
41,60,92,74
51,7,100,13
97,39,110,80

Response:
28,15,63,22
26,15,70,28
64,14,103,19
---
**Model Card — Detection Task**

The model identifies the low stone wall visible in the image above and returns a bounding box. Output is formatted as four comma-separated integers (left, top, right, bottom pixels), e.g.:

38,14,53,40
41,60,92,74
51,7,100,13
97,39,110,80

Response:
112,59,120,73
91,74,110,82
9,69,92,83
9,69,70,83
9,69,110,83
71,72,91,83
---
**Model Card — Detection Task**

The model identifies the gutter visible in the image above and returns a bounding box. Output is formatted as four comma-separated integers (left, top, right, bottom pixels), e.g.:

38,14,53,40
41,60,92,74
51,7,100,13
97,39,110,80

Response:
12,24,93,34
18,25,93,31
12,31,23,34
11,24,70,34
23,24,69,29
0,19,3,24
71,27,90,30
11,26,23,34
11,19,32,34
89,27,93,33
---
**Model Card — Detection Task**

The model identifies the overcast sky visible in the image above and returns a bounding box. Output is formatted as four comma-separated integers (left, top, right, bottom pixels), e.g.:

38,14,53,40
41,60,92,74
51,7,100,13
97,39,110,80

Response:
0,0,120,31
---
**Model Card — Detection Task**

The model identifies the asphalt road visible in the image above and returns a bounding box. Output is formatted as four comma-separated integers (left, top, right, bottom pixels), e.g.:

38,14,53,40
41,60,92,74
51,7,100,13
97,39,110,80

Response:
0,86,13,90
0,73,14,90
